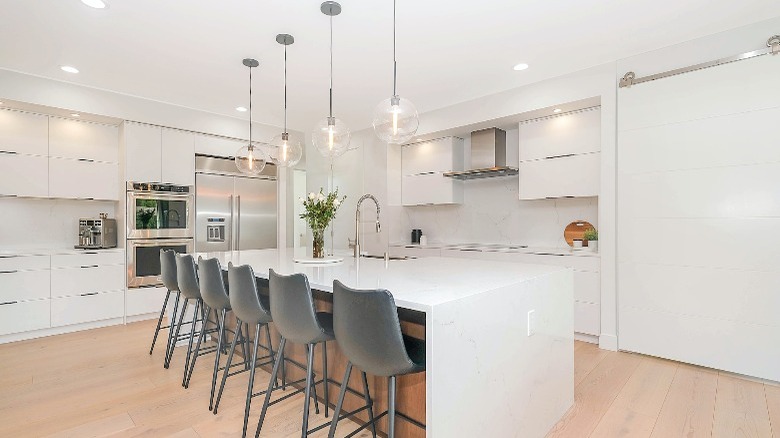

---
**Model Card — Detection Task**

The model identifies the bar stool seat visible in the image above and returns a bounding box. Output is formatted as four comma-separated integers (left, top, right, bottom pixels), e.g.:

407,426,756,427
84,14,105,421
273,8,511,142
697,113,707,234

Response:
328,280,426,438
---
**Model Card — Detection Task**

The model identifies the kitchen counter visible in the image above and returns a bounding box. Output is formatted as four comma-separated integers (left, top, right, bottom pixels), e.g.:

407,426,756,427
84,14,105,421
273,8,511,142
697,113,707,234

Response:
0,247,123,257
199,248,574,438
391,242,600,258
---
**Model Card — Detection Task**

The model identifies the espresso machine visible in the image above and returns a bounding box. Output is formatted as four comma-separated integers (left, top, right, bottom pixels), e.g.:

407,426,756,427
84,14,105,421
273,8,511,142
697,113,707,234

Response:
75,213,118,249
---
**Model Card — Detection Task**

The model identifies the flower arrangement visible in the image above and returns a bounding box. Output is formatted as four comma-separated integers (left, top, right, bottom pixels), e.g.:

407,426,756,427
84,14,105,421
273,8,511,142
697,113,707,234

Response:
299,188,346,258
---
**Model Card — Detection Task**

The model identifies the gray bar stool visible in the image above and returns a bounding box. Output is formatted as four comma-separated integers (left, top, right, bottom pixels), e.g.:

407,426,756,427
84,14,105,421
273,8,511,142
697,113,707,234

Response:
183,257,246,408
328,280,426,438
214,263,278,437
168,254,218,376
151,249,180,359
255,269,334,438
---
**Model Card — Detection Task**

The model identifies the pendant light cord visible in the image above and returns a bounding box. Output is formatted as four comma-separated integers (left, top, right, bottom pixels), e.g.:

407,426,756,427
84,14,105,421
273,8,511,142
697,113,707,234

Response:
284,44,288,134
248,64,253,146
329,12,334,118
393,0,397,96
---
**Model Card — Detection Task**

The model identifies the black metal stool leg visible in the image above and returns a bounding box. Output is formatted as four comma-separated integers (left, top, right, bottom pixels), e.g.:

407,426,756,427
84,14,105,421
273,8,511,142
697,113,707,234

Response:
182,300,201,386
301,343,316,438
264,323,277,386
184,304,209,388
323,341,329,418
245,324,263,438
149,289,172,355
327,361,353,438
214,317,242,414
388,376,396,438
165,296,188,368
307,344,320,415
362,371,377,438
256,336,287,438
209,308,227,410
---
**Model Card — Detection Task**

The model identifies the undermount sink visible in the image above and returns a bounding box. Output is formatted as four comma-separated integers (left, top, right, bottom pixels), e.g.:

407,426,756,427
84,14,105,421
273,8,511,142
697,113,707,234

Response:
360,254,415,261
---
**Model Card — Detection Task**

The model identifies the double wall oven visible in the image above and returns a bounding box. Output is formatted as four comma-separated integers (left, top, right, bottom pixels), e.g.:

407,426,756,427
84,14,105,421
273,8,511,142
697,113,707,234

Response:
126,182,194,288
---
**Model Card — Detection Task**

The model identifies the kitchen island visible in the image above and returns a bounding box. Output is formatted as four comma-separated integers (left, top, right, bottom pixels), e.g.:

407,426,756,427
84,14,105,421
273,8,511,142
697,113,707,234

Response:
201,248,574,438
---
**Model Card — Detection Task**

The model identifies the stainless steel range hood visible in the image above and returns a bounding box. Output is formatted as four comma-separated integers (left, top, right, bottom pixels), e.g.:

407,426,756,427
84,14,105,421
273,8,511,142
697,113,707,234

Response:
443,128,517,180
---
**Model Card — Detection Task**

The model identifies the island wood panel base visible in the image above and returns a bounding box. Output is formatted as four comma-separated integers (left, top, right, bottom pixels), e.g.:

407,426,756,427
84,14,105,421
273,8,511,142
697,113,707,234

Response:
225,287,427,438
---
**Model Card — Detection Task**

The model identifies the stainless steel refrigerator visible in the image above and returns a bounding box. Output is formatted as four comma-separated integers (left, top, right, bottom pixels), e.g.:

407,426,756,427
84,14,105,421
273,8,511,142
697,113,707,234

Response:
195,155,277,252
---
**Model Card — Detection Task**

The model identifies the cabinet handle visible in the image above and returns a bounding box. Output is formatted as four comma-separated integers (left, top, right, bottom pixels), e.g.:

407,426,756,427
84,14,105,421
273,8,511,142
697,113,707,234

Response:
0,150,18,155
83,252,99,255
80,265,99,269
77,158,95,162
544,153,576,160
0,270,18,274
80,292,99,297
0,301,18,306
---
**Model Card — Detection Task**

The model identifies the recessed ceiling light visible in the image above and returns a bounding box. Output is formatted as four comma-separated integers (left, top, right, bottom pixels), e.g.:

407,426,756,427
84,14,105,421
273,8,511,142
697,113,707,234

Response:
513,63,529,71
235,106,248,112
81,0,107,8
553,108,562,113
60,65,79,74
71,113,80,117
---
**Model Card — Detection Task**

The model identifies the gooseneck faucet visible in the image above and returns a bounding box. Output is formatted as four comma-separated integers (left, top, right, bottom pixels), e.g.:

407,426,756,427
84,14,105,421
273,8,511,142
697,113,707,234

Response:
354,194,381,258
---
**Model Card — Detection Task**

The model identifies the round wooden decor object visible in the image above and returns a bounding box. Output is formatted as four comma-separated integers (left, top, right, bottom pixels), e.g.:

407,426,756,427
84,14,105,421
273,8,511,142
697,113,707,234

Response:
564,220,595,247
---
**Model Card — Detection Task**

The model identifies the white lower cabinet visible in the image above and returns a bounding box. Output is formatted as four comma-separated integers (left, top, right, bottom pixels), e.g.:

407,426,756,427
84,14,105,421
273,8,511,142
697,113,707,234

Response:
0,270,50,303
51,290,124,327
51,264,125,297
574,301,600,336
0,300,50,335
48,158,119,200
126,286,168,317
0,153,48,197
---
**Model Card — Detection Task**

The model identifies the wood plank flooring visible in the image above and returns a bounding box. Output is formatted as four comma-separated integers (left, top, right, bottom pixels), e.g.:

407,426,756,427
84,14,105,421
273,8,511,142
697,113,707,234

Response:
0,319,777,437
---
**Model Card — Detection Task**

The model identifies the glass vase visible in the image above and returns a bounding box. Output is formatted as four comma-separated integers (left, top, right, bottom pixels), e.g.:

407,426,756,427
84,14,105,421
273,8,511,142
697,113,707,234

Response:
312,228,325,259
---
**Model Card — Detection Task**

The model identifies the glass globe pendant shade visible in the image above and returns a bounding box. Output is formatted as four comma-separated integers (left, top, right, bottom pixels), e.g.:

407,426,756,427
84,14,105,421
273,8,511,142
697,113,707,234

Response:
234,144,266,175
312,116,351,159
269,132,302,167
373,95,419,144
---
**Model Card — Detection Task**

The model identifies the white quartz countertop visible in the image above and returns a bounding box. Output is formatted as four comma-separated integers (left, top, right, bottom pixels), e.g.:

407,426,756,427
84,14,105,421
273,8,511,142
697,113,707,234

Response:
391,242,600,258
197,248,567,312
0,247,124,257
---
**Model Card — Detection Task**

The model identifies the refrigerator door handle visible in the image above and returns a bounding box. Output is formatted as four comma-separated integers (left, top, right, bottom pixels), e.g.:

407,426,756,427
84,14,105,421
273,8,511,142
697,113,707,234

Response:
236,195,241,251
228,194,234,251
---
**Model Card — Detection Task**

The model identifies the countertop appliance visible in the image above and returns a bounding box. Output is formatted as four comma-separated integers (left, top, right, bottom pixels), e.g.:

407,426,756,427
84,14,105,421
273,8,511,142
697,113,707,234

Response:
75,217,117,249
195,155,277,252
443,127,518,180
126,182,195,288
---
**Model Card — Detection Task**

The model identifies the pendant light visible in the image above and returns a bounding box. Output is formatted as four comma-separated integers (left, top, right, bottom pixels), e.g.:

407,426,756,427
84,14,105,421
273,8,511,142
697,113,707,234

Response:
235,58,267,175
372,0,419,144
269,34,302,167
312,1,351,159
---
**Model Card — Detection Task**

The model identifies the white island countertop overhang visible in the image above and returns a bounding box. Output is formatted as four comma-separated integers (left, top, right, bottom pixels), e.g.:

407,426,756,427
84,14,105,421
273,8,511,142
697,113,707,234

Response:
199,248,574,438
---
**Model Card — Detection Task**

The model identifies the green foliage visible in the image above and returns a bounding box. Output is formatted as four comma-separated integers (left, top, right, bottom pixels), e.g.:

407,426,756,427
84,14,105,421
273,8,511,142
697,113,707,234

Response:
299,188,346,232
583,227,598,241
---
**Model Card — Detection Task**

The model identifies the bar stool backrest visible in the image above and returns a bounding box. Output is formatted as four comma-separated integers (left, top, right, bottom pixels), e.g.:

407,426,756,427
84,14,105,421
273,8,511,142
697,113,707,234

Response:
228,263,272,325
175,253,200,299
269,269,324,344
333,280,418,377
198,257,230,311
160,249,178,292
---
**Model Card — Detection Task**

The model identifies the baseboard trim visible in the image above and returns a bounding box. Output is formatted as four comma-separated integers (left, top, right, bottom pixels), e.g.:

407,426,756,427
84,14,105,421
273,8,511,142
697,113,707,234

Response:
599,333,618,351
574,333,599,344
0,317,124,345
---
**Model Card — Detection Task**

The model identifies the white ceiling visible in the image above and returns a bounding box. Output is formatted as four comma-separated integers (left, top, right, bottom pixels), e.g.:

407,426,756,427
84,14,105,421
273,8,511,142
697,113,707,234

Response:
1,0,776,132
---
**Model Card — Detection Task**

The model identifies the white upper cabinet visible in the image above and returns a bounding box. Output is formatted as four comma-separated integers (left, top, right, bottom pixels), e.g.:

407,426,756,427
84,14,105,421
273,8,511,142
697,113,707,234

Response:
0,110,48,155
401,137,464,176
519,153,600,199
519,108,601,161
49,118,119,162
125,122,162,183
161,128,195,186
49,158,119,200
402,172,463,206
194,134,244,158
0,153,48,197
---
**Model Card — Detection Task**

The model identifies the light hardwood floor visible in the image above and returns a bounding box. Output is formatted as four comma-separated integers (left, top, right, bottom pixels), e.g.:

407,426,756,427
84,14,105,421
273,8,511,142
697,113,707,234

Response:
0,320,777,437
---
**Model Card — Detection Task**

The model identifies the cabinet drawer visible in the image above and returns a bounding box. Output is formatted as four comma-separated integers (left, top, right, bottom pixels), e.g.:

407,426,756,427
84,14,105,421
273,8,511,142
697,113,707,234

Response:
0,255,49,271
48,118,119,162
0,270,50,302
518,108,601,161
574,270,600,304
49,158,119,201
51,290,124,327
126,286,169,317
51,251,124,269
402,173,463,206
0,300,50,335
51,264,125,297
0,153,48,197
518,152,600,200
0,110,48,156
574,301,600,336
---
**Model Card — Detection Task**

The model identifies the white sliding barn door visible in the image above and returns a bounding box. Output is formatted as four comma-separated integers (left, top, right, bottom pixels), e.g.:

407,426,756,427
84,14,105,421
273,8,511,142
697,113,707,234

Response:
617,54,780,381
